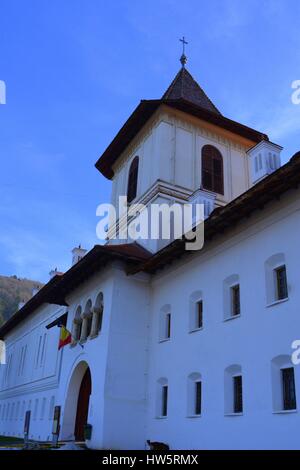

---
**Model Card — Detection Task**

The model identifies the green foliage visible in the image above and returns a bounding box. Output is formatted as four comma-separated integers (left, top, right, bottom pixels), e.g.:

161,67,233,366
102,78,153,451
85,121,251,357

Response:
0,275,44,326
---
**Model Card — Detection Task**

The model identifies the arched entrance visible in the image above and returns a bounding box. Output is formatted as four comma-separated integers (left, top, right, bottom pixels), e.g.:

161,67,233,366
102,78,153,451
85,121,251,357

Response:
61,361,92,442
74,368,91,441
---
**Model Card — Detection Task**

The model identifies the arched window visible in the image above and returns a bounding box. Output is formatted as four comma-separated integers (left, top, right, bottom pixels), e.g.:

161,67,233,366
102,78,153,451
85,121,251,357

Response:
156,378,168,417
201,145,224,194
223,274,241,320
127,156,139,203
80,300,93,342
91,292,104,337
187,373,202,416
72,306,82,343
271,355,297,412
159,304,171,341
224,364,243,414
265,253,288,305
189,291,203,332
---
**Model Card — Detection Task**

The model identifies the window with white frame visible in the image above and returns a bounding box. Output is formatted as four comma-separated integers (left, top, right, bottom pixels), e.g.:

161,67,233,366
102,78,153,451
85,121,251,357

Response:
224,364,243,414
233,375,243,413
189,291,203,332
275,266,288,301
271,355,297,412
282,368,296,410
265,254,289,304
231,285,240,316
187,373,202,416
156,378,168,417
223,275,241,320
159,305,171,341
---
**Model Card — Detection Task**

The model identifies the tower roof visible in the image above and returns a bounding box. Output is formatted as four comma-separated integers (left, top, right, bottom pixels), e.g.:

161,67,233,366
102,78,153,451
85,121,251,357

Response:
162,67,221,115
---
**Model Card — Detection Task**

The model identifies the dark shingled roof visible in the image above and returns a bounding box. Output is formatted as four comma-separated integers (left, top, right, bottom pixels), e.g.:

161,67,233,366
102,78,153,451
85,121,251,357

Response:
162,67,221,114
95,66,269,180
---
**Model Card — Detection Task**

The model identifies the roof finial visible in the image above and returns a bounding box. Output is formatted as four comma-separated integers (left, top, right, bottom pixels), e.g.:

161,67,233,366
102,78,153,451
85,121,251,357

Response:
179,36,188,67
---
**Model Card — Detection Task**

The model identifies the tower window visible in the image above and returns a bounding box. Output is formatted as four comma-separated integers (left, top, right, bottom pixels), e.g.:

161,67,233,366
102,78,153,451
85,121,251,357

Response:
201,145,224,195
127,156,139,203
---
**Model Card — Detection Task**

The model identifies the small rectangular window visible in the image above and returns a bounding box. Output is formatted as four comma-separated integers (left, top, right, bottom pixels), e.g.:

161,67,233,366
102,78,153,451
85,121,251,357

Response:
233,375,243,413
275,265,288,300
166,313,171,339
231,285,240,316
282,368,296,410
195,381,202,415
196,301,203,329
162,385,168,417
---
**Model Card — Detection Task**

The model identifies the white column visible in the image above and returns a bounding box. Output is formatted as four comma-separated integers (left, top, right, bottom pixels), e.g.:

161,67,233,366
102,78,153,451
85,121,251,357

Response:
90,307,103,338
80,311,92,343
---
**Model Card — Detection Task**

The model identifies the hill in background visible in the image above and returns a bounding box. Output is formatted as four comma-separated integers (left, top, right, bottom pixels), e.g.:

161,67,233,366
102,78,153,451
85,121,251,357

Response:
0,275,44,326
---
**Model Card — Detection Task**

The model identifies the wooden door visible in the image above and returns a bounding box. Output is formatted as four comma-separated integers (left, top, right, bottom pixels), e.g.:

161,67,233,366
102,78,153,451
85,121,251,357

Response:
74,368,91,441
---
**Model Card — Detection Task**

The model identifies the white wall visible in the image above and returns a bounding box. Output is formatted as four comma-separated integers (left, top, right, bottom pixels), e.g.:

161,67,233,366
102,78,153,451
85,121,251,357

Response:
111,107,251,212
58,268,115,448
2,187,300,449
146,189,300,449
102,266,150,450
0,303,64,441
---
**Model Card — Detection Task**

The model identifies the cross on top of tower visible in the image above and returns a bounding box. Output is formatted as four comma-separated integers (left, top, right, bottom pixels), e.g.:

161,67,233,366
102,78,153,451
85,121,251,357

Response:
179,36,188,67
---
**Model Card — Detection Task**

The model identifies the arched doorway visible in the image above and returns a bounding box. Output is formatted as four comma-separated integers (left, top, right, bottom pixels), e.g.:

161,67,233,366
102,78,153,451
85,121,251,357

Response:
74,368,91,441
61,361,92,442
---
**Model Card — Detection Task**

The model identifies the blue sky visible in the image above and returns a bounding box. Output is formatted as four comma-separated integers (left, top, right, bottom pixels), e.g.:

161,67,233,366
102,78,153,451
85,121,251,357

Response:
0,0,299,282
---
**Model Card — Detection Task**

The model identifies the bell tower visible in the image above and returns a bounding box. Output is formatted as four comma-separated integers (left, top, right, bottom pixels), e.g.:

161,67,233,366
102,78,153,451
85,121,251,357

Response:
95,47,276,252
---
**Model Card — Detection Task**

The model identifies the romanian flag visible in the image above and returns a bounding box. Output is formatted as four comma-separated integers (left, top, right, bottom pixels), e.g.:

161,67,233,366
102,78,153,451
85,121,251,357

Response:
58,326,72,350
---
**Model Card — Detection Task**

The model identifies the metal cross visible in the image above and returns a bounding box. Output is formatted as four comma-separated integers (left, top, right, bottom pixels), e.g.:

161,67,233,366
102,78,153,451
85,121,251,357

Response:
179,36,188,55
